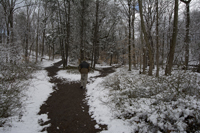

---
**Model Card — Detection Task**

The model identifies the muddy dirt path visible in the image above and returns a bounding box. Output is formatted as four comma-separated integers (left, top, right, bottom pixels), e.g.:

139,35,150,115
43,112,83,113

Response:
38,61,116,133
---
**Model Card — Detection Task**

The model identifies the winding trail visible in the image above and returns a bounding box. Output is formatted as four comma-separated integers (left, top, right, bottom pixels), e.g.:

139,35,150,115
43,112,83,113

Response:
38,61,116,133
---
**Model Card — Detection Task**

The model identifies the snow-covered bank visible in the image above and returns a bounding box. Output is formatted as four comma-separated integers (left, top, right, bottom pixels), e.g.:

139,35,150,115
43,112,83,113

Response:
86,66,200,132
0,59,58,133
86,76,133,133
86,68,135,133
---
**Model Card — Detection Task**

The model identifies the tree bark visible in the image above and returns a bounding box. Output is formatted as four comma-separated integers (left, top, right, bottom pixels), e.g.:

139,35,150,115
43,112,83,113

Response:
180,0,191,70
156,0,159,77
66,0,71,66
110,54,113,66
132,0,136,68
80,0,85,62
41,2,47,60
93,0,99,69
128,0,131,71
64,0,71,66
143,47,147,74
57,0,66,68
165,0,179,75
162,17,166,69
138,0,153,76
36,1,40,63
25,5,29,63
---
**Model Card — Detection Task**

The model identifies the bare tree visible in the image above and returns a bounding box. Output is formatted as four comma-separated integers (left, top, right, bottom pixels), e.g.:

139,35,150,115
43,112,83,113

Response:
165,0,179,75
138,0,154,76
80,0,85,61
41,1,48,60
156,0,159,77
128,0,131,71
132,0,136,68
35,0,40,63
0,0,20,63
180,0,191,70
24,0,36,63
119,0,132,71
65,0,71,66
93,0,99,69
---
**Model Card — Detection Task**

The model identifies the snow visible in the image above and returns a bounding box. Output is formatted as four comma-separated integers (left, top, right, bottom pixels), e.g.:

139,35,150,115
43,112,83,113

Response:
56,70,99,82
40,58,61,68
86,72,134,133
1,59,200,133
0,59,57,133
0,70,53,133
0,73,3,78
85,66,200,132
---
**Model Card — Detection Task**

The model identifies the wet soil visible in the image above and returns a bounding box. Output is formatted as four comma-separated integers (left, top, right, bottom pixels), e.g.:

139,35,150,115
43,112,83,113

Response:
38,61,116,133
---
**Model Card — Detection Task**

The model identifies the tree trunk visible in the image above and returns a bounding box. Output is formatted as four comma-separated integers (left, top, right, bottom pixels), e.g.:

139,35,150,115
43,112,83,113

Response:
25,5,30,63
80,0,85,62
180,0,191,70
110,54,113,66
60,38,66,68
41,3,47,60
162,17,166,69
132,0,136,68
165,0,179,75
93,0,99,69
36,2,40,63
9,3,14,44
185,2,190,70
64,0,71,66
91,45,94,68
156,0,159,77
138,0,153,76
143,47,147,74
57,0,66,68
66,0,71,66
128,0,131,71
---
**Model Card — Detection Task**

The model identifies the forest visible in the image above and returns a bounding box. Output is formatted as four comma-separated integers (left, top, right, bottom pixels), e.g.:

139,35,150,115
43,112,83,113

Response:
0,0,200,72
0,0,200,132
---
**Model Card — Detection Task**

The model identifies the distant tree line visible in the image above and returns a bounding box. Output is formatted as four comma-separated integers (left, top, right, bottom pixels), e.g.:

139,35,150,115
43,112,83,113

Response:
0,0,199,74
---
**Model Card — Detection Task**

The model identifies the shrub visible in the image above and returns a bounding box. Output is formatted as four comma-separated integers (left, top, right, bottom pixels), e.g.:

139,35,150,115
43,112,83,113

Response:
102,67,200,132
0,62,37,126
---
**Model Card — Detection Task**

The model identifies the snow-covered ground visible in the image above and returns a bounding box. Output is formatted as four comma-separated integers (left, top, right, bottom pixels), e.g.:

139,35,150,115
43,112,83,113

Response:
1,59,200,133
0,60,58,133
56,69,99,82
0,59,118,133
87,67,200,132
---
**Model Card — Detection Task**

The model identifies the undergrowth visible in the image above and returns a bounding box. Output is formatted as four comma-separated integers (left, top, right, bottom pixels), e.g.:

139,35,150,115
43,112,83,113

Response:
102,67,200,132
0,62,38,126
